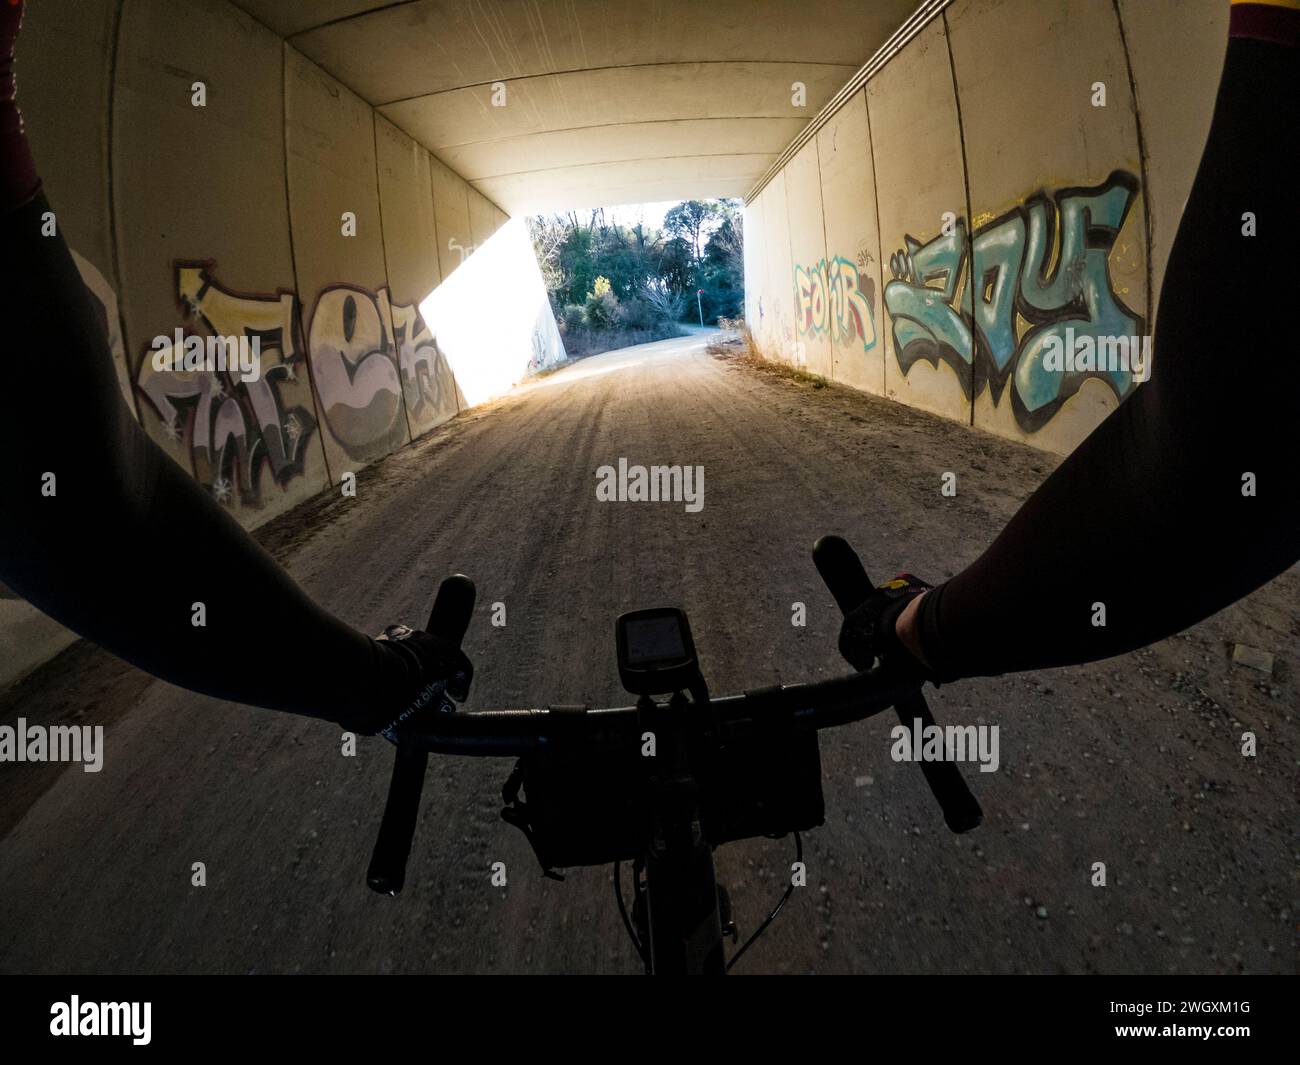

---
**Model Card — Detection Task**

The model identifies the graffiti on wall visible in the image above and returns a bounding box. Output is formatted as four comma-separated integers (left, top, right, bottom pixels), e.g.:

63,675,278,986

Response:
527,301,567,375
794,256,877,350
307,285,462,462
309,287,462,462
305,285,408,463
386,296,458,430
137,263,318,505
883,170,1144,431
137,265,464,504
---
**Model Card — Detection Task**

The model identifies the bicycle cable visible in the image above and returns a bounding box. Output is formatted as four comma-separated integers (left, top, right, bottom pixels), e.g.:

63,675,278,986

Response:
725,830,803,972
613,860,648,970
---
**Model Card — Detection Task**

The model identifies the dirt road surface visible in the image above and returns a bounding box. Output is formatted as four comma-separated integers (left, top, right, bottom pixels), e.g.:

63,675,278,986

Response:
1,331,1294,974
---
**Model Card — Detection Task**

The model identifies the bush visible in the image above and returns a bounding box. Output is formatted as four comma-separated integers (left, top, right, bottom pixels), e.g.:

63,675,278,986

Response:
562,320,687,359
643,284,688,324
583,275,619,328
548,276,694,362
617,296,656,331
560,304,585,335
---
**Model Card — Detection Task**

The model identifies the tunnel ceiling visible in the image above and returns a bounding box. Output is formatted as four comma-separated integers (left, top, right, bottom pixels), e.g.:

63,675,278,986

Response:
231,0,919,214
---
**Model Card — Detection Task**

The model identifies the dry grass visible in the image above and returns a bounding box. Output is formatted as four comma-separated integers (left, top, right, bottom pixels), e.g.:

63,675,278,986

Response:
707,318,829,388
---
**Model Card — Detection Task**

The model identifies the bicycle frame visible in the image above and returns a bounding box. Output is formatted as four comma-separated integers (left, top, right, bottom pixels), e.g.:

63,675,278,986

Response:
637,690,724,974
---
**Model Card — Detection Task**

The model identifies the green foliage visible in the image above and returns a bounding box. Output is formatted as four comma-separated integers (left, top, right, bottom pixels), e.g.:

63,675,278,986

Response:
697,205,744,322
664,201,719,263
529,198,745,334
585,287,618,328
560,304,585,334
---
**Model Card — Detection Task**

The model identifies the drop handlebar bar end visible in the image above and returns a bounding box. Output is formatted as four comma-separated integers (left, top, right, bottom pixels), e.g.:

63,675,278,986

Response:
814,536,983,834
367,574,477,896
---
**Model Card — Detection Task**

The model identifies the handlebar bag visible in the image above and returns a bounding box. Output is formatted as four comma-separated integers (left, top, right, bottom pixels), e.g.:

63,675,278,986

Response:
500,724,825,872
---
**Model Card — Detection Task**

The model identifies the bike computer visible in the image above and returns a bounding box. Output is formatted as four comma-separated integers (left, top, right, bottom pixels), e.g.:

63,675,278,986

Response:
616,607,701,695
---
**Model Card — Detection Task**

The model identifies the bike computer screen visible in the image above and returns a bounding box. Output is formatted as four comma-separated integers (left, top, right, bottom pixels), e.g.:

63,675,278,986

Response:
623,614,688,666
616,607,700,694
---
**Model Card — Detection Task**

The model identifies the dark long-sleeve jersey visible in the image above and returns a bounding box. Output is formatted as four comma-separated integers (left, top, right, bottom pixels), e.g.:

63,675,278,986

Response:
2,1,1296,711
913,3,1299,681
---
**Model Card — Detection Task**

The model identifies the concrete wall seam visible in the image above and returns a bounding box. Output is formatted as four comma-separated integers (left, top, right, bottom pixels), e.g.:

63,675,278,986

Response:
746,0,956,204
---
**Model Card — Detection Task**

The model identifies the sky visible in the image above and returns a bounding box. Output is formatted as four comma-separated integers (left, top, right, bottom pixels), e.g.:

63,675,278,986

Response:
583,198,743,240
604,200,679,231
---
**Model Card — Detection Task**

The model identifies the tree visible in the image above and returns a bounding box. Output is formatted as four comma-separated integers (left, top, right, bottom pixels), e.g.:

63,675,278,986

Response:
703,202,743,277
584,275,619,328
529,198,744,327
529,214,569,294
663,200,719,264
642,277,688,322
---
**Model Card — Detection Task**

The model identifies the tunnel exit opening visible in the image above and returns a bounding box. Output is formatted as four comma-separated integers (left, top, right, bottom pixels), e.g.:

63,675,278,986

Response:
527,199,745,362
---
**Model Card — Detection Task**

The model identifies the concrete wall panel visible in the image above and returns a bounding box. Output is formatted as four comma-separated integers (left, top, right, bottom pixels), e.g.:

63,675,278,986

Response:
750,190,778,356
115,0,330,523
285,46,409,477
376,115,442,302
238,0,921,217
948,0,1147,454
742,0,1224,455
16,0,117,283
231,1,389,39
868,18,972,426
431,155,473,281
288,0,909,105
474,154,765,217
1118,0,1227,323
760,172,795,366
783,141,832,378
467,186,501,250
382,65,844,147
433,118,811,190
742,195,765,336
814,91,885,396
375,115,459,439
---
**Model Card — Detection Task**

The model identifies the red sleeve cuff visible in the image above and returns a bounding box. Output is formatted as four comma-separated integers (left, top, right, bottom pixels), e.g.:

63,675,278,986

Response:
1229,2,1300,46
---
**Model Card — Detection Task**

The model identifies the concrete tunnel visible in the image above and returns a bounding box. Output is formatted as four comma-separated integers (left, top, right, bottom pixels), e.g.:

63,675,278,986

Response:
2,0,1295,985
1,0,1232,686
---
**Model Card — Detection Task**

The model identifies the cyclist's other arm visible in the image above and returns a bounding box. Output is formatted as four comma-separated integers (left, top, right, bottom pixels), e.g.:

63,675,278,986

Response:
0,1,445,734
901,1,1299,682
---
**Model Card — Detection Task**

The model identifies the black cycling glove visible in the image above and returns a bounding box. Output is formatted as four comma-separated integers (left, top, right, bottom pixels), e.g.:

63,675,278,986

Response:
340,625,473,744
838,574,936,684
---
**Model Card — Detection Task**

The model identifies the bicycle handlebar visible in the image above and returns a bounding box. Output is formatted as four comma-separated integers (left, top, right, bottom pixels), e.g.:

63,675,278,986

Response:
366,574,475,896
368,543,984,895
367,666,921,895
812,535,982,833
392,668,920,756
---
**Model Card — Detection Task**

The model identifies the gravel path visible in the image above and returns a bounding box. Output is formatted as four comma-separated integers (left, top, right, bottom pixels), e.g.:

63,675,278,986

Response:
0,331,1293,974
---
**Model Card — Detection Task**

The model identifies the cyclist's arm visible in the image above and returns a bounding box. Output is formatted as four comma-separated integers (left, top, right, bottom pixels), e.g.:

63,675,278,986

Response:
0,3,402,726
0,190,413,724
907,0,1300,682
